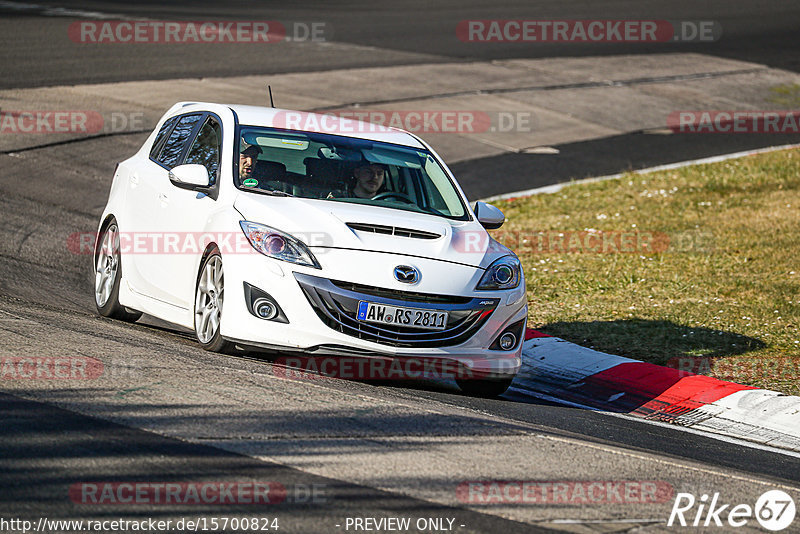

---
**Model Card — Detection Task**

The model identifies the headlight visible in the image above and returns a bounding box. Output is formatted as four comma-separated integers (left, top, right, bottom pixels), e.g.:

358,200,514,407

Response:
476,255,521,290
239,221,321,269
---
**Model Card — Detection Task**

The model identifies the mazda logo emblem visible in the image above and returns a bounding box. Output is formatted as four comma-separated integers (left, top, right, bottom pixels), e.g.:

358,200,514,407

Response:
393,265,419,284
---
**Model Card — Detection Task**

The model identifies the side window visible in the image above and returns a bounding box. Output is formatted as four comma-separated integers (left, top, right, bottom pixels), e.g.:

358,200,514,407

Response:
149,116,177,160
157,114,202,169
185,117,221,184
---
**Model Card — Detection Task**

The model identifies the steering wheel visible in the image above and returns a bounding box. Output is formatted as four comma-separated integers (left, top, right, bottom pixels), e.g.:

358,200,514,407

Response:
372,192,414,204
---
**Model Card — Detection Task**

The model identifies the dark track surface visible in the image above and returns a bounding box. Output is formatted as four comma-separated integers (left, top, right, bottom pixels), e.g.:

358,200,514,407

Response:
0,393,555,533
3,0,800,198
453,131,800,199
1,0,800,88
1,1,799,529
0,133,798,528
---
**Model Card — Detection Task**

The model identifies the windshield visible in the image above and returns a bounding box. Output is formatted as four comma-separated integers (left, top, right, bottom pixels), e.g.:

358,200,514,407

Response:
235,126,469,220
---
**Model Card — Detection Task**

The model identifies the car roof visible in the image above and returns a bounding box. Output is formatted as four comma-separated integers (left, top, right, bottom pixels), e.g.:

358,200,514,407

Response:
172,102,427,149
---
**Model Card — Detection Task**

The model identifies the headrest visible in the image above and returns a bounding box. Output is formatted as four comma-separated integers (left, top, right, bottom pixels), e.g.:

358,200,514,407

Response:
253,160,286,181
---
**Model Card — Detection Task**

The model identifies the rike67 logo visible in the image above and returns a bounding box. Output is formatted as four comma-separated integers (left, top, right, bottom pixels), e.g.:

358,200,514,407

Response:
668,490,796,531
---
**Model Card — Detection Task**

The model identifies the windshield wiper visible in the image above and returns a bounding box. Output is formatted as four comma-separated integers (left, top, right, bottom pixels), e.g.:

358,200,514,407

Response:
421,205,445,216
261,189,294,197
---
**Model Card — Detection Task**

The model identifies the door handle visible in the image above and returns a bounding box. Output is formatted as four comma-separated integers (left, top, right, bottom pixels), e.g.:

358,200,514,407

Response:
129,173,139,186
158,193,169,205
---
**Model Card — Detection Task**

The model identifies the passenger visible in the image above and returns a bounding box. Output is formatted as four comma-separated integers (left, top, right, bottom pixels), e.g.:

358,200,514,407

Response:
239,141,262,181
350,162,387,199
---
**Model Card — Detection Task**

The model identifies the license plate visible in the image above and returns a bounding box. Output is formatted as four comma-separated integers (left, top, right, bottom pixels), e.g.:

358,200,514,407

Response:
357,301,448,331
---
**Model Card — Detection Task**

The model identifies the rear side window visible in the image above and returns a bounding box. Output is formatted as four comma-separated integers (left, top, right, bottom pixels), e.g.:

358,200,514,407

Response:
149,116,177,160
185,116,222,184
157,114,203,169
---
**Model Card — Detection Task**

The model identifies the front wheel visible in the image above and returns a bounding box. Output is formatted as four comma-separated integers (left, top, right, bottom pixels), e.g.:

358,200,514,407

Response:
194,250,235,353
456,377,514,398
94,219,142,322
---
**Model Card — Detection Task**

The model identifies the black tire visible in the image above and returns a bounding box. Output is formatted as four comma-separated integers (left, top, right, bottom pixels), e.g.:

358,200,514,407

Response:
94,218,142,322
194,250,235,353
456,376,514,398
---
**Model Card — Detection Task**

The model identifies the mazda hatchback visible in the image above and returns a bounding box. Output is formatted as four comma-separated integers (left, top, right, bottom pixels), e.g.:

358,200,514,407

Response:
94,102,526,396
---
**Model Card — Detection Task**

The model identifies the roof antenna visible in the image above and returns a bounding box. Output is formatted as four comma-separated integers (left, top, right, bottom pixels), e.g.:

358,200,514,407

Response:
268,85,275,108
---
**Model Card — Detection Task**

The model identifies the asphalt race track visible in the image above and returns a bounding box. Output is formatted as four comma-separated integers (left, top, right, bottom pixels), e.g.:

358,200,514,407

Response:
2,0,800,87
1,1,799,532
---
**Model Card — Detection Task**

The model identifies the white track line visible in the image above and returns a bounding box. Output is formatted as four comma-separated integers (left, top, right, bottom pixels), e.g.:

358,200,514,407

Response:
482,142,800,201
0,1,131,19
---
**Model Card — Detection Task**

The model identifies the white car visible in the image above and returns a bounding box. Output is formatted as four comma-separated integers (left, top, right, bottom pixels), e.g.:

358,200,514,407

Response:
94,102,526,396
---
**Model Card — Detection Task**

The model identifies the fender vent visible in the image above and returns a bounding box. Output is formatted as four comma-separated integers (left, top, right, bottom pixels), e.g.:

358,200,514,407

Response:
347,222,441,240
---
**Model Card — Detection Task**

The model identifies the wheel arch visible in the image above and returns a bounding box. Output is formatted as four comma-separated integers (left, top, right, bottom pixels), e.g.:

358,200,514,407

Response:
196,242,221,285
93,214,118,270
99,213,116,230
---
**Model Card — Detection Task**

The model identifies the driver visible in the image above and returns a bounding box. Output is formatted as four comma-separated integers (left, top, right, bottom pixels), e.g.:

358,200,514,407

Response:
239,140,262,181
350,162,387,199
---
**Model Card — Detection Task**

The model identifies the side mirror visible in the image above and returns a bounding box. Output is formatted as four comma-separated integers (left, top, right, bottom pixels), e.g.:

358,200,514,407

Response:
168,164,211,189
474,201,505,230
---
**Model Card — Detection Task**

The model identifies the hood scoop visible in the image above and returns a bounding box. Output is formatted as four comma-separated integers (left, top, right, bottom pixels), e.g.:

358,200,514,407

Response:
346,222,441,240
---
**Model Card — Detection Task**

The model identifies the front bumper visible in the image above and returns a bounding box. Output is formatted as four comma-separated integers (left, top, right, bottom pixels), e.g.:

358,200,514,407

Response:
295,273,499,348
219,250,525,377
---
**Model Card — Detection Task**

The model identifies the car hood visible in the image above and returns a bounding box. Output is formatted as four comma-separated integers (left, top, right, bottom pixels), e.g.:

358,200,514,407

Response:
233,193,513,269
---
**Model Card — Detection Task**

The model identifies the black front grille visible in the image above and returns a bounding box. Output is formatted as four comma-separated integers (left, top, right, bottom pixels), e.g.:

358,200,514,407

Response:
331,280,472,304
295,273,497,348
